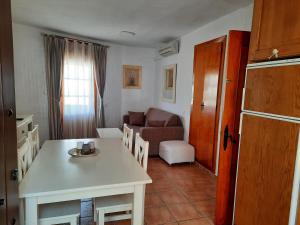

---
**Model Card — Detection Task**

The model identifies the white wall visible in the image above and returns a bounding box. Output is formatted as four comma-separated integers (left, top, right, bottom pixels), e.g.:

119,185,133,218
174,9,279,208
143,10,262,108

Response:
13,23,157,144
13,24,49,144
155,4,253,141
121,46,156,116
13,5,253,145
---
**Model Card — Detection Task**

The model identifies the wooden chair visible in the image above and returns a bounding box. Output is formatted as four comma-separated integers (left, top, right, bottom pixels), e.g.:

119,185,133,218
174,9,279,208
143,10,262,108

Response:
28,125,40,160
134,133,149,171
17,138,81,225
38,201,81,225
122,124,133,152
17,139,32,182
95,133,149,225
18,139,33,225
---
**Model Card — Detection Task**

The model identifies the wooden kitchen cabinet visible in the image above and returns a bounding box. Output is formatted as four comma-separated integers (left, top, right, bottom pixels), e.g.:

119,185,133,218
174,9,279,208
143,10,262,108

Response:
248,0,300,62
244,64,300,118
234,114,300,225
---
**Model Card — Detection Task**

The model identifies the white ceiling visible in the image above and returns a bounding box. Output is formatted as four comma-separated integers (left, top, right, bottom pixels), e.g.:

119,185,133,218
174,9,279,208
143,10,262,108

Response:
11,0,252,47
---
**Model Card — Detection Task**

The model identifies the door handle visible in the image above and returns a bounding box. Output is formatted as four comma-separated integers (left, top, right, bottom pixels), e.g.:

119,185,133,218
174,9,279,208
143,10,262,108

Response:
10,169,18,181
10,218,16,225
7,108,14,117
223,125,236,151
0,198,4,206
200,102,205,110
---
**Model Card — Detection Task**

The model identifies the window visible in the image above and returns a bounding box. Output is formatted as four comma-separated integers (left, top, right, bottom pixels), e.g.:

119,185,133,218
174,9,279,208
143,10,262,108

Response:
62,41,96,139
63,57,95,116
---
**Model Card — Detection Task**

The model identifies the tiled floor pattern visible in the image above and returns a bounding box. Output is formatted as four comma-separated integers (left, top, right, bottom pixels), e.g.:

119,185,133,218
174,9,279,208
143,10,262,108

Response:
80,158,216,225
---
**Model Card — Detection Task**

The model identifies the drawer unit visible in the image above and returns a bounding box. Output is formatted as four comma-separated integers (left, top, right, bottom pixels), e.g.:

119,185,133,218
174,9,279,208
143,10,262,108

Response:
17,123,28,146
16,115,33,147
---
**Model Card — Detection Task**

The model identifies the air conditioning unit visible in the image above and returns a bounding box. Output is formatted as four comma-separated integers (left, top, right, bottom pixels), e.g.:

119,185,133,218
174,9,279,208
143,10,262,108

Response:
159,40,179,57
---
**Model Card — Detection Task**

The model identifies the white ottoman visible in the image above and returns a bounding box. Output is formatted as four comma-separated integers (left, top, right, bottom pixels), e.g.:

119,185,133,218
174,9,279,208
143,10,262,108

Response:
159,140,195,165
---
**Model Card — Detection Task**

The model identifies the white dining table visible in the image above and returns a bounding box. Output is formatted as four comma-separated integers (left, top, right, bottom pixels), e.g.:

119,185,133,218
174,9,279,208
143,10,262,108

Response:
19,138,152,225
97,128,123,138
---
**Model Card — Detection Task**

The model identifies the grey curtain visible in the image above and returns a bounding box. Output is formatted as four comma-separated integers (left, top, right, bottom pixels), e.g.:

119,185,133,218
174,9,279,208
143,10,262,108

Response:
93,45,108,128
44,35,66,140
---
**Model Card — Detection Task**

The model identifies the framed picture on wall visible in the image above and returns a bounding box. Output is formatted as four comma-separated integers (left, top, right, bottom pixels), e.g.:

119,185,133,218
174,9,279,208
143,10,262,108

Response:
123,65,142,89
162,64,177,103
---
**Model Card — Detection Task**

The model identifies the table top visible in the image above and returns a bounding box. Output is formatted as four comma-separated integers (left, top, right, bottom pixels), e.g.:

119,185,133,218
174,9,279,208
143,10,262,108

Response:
19,138,152,198
97,128,123,138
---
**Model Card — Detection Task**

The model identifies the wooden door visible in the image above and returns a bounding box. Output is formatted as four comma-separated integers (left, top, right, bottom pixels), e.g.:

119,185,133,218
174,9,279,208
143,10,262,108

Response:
0,49,6,225
215,31,250,225
234,114,299,225
0,0,19,224
249,0,300,62
189,36,226,172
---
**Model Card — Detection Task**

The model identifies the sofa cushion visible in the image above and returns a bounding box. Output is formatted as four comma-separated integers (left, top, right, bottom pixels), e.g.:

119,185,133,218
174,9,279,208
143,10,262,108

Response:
145,108,181,127
127,125,142,136
128,111,145,126
147,120,165,127
165,115,180,127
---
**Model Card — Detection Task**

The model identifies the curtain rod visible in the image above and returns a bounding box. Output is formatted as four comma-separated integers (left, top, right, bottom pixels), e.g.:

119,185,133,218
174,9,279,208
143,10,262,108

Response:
41,33,110,48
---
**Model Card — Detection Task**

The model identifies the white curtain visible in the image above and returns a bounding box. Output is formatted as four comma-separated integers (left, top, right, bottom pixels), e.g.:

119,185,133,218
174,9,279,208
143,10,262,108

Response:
62,40,96,138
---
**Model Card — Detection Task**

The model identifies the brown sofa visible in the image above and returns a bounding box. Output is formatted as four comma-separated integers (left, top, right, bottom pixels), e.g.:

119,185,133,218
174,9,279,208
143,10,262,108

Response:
123,108,184,156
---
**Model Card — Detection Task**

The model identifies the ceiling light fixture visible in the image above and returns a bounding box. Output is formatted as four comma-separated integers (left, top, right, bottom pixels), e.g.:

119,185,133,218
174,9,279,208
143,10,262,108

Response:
120,31,136,36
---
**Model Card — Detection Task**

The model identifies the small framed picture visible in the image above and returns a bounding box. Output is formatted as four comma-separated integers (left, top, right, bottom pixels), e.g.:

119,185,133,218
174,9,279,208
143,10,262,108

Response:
162,64,177,103
123,65,142,89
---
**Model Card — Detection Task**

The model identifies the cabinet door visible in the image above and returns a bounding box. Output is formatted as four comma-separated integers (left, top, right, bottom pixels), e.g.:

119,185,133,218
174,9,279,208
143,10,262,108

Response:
244,64,300,118
249,0,300,62
234,114,300,225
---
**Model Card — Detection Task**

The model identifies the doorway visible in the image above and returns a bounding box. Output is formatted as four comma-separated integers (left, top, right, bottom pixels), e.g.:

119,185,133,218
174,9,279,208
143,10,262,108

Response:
189,31,250,225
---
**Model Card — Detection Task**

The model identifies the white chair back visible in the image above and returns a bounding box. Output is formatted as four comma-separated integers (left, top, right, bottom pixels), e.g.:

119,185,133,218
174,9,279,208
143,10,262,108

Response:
122,124,133,152
17,139,32,182
28,125,40,160
134,133,149,171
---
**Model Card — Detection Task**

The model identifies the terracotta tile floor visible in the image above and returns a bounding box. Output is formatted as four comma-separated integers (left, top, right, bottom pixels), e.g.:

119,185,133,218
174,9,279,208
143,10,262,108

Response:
80,158,216,225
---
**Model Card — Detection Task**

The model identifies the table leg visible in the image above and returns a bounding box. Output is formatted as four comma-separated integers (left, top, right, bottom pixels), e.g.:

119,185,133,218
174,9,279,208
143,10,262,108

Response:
25,197,38,225
132,184,145,225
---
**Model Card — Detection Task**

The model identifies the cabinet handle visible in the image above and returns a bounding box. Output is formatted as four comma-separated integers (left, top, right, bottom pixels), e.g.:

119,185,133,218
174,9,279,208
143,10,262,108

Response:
268,49,279,60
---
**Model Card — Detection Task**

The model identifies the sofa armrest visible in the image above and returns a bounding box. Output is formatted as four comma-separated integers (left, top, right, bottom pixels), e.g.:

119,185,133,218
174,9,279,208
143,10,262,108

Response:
139,127,184,155
123,114,129,125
